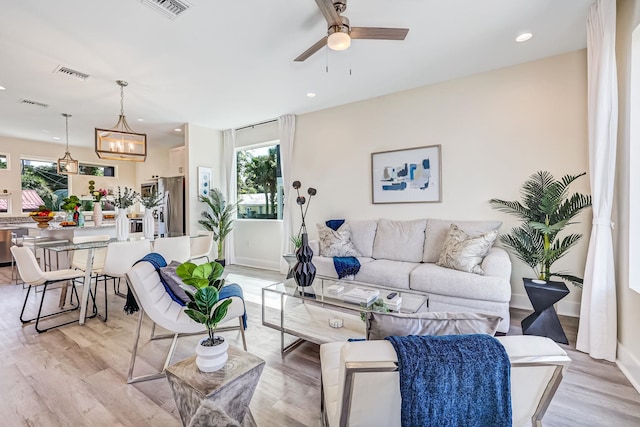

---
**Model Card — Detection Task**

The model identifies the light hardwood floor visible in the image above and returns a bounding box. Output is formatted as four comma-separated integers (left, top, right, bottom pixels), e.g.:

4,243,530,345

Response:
1,264,639,426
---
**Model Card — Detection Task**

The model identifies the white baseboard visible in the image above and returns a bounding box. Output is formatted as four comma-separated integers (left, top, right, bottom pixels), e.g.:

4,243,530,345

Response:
510,292,581,318
617,341,640,394
234,256,280,272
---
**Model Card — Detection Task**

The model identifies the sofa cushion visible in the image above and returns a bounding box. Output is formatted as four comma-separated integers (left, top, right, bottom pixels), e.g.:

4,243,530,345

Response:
317,222,361,257
372,218,427,263
366,311,502,340
410,263,511,303
355,259,419,289
423,219,502,263
347,220,378,258
436,224,498,274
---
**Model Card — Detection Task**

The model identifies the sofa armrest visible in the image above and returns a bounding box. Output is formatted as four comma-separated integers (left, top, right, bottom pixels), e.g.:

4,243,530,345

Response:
309,239,320,255
482,247,512,279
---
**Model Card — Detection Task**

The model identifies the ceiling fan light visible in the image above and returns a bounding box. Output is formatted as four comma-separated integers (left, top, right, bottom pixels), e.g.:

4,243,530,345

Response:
328,31,351,51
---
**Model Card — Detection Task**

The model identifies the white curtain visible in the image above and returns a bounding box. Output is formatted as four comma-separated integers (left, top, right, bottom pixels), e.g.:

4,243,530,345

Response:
223,129,237,264
279,114,296,274
576,0,618,362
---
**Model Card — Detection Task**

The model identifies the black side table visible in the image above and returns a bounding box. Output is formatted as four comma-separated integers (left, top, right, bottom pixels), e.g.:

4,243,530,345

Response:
521,278,569,344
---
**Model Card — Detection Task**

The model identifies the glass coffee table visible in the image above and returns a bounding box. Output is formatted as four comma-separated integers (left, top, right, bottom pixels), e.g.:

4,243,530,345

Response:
261,276,428,354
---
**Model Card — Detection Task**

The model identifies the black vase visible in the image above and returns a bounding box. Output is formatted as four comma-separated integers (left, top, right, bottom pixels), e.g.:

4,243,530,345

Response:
293,233,316,287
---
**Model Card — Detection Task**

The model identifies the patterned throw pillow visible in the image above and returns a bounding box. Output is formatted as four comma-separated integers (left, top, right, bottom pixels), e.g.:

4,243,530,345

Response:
317,222,361,257
436,224,498,274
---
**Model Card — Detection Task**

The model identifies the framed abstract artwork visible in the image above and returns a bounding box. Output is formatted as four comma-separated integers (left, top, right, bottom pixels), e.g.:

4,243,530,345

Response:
198,166,213,198
371,145,442,204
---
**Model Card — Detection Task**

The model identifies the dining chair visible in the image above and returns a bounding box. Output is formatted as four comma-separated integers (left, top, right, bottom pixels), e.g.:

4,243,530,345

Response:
102,240,152,299
125,260,247,384
70,234,112,320
153,235,191,264
189,231,214,263
11,246,88,333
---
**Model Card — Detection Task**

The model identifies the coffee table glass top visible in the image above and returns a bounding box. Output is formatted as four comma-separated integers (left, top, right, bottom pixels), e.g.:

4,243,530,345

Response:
264,276,427,314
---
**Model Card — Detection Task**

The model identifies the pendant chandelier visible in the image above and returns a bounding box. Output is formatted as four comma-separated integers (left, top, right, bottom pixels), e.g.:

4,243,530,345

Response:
57,113,79,175
95,80,147,162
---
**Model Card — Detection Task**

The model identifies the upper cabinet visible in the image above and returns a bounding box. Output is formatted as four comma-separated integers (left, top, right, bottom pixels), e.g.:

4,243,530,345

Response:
169,146,186,176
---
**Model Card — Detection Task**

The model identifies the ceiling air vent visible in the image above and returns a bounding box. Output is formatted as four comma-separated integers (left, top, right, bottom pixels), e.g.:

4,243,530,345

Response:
20,99,49,108
141,0,191,19
53,66,90,81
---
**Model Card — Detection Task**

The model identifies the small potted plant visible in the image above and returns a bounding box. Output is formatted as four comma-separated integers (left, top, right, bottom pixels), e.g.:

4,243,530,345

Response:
198,188,238,266
139,189,163,240
176,261,232,372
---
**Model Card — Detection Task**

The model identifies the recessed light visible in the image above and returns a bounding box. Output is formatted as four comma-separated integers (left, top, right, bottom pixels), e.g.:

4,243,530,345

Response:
515,33,533,43
306,92,316,98
0,86,5,91
52,136,61,140
174,128,182,132
137,118,144,122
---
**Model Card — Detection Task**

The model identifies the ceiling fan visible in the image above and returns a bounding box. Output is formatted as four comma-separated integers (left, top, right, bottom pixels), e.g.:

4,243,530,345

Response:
294,0,409,62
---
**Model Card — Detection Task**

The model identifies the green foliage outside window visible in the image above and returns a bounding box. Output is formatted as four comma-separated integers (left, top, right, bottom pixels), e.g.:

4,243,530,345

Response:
236,145,282,219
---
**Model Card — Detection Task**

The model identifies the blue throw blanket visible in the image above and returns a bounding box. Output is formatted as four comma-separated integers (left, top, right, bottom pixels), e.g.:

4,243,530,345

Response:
326,219,361,279
125,254,248,329
386,334,512,427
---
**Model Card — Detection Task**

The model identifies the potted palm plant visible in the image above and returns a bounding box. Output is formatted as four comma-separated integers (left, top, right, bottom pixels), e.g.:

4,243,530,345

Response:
490,171,591,287
199,188,238,266
176,261,232,372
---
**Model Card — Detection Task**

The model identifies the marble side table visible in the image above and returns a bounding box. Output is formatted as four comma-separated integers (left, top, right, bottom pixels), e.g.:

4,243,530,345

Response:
165,346,265,427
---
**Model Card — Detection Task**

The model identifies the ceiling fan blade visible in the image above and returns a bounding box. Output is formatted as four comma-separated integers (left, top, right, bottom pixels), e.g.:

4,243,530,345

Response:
294,36,328,62
314,0,341,25
350,27,409,40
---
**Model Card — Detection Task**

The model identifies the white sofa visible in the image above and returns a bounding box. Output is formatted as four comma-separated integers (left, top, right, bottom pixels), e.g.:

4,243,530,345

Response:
310,219,512,333
320,336,570,427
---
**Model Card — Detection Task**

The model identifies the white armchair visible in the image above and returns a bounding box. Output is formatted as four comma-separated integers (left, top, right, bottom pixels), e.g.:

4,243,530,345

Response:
320,335,570,427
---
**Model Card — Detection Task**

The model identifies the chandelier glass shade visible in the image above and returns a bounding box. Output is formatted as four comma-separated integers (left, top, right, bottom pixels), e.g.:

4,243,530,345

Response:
95,80,147,162
57,113,78,175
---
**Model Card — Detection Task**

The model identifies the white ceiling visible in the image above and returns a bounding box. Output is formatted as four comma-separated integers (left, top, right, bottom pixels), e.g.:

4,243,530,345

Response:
0,0,593,150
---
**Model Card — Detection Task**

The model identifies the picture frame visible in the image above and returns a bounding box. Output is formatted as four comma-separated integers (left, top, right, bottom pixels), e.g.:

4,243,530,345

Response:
371,144,442,204
197,166,213,198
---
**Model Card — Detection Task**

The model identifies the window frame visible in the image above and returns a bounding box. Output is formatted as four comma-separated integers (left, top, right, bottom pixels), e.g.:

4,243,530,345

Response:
235,140,283,221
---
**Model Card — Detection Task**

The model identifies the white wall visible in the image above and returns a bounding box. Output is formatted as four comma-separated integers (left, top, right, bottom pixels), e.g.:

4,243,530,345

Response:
185,123,223,240
135,146,171,187
292,50,590,316
0,135,137,214
615,0,640,393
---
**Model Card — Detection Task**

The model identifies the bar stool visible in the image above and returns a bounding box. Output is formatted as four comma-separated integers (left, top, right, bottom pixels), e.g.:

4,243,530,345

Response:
11,246,87,333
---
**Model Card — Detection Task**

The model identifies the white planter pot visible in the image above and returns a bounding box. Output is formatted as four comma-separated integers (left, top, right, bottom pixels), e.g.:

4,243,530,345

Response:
195,337,229,372
93,203,103,227
143,209,155,240
116,207,130,241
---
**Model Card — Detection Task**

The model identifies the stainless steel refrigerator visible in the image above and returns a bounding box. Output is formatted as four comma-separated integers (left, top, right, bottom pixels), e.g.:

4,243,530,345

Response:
157,176,185,237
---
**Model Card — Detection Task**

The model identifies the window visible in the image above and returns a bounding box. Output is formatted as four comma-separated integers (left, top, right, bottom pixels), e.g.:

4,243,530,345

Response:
21,159,68,212
236,143,283,219
79,163,115,177
0,153,8,170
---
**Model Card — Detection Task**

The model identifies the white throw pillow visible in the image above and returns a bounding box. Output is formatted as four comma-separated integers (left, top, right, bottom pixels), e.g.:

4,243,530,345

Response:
436,224,498,274
317,222,361,257
423,219,502,263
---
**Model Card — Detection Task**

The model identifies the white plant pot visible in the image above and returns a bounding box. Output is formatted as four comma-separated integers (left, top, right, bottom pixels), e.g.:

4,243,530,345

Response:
143,209,155,240
116,207,130,241
93,203,103,227
195,337,229,372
